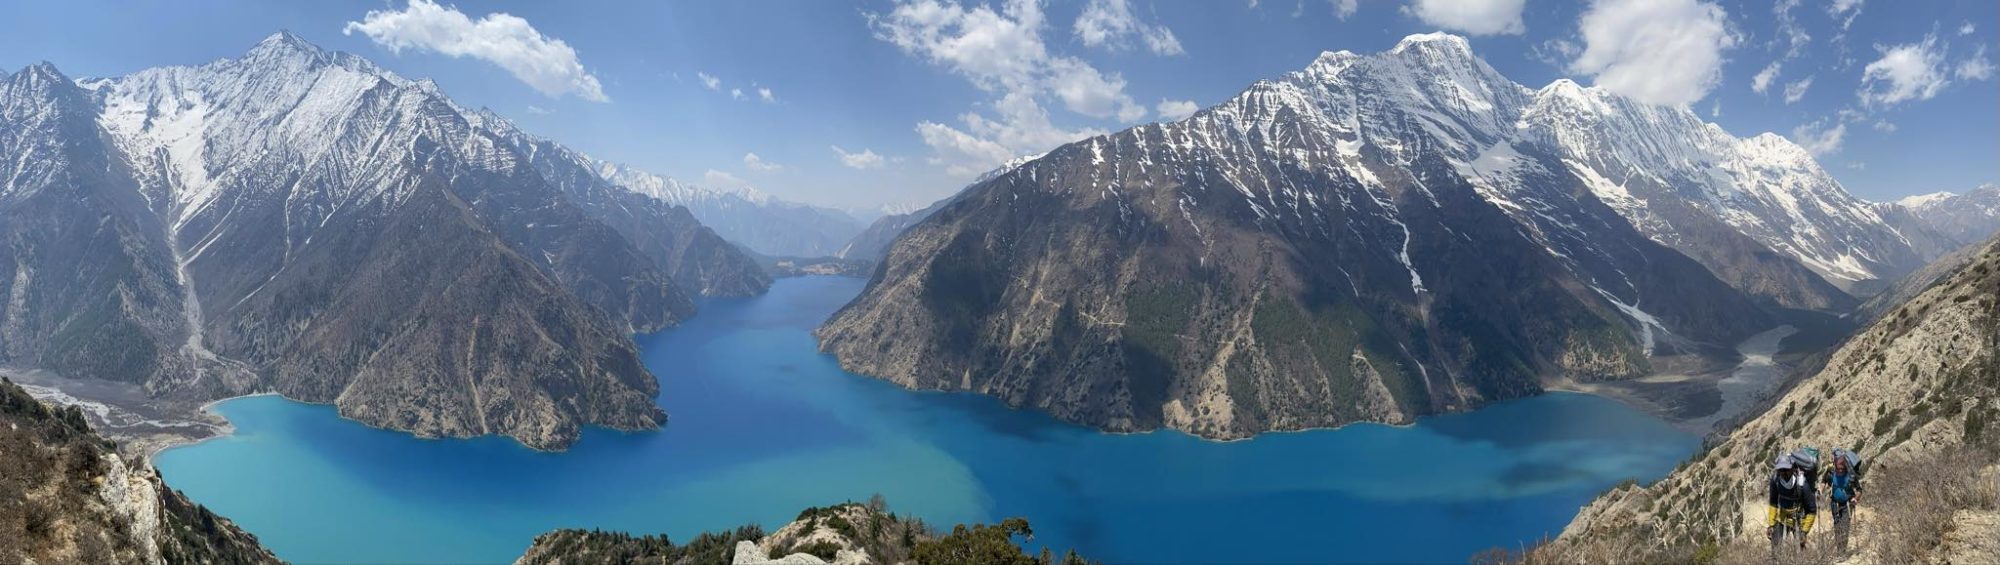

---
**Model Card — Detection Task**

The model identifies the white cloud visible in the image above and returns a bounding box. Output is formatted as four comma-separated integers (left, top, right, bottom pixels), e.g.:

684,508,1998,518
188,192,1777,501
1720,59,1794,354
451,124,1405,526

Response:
871,0,1143,175
916,121,1020,176
1755,1,1809,96
1405,0,1526,36
1570,0,1737,106
1530,38,1580,68
697,72,721,90
1961,22,1977,36
1708,99,1721,117
1860,34,1948,107
1782,77,1812,104
1074,0,1184,55
525,105,551,115
1332,0,1360,19
832,145,887,169
915,91,1106,176
344,0,607,102
1827,0,1863,32
1156,98,1199,120
1752,61,1781,94
758,87,777,103
743,152,783,172
1957,46,1994,81
1047,58,1148,121
1790,119,1846,156
730,87,745,100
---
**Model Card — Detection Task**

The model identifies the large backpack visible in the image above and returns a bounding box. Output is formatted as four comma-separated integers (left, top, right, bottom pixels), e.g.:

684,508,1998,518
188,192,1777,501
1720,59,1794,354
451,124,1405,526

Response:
1791,448,1822,493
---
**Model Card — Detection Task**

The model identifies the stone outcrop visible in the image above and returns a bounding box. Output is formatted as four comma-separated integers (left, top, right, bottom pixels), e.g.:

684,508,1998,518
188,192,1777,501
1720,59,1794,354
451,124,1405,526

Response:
0,377,278,564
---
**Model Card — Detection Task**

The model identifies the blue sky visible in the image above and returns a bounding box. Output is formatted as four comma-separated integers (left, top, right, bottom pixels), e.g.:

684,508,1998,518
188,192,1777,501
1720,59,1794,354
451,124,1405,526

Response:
1,0,1993,209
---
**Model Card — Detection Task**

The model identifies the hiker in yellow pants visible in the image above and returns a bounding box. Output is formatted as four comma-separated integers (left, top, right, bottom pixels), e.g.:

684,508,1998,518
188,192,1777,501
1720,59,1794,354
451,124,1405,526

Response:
1768,455,1815,551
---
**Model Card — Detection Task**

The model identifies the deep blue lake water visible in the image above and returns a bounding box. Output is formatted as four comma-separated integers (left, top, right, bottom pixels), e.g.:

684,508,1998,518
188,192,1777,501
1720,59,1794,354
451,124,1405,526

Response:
155,276,1697,564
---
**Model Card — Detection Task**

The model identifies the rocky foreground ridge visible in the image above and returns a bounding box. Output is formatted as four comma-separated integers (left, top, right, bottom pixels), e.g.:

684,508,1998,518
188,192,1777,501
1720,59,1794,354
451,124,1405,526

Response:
516,500,1092,565
0,377,277,564
1536,234,2000,563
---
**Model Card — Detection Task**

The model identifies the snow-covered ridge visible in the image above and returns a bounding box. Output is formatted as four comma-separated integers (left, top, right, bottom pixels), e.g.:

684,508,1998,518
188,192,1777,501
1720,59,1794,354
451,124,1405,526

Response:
1021,31,1916,289
38,32,856,259
1895,191,1959,210
595,161,774,207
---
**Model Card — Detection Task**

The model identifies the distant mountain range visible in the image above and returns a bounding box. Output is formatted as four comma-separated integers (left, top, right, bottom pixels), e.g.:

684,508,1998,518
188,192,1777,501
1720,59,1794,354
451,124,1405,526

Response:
595,163,867,258
819,33,1962,440
0,33,771,450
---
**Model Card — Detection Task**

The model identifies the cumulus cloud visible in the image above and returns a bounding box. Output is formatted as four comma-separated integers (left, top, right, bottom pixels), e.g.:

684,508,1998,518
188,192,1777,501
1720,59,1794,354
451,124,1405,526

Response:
1047,58,1148,121
743,152,782,172
831,145,887,169
1957,46,1994,81
758,87,777,103
1860,34,1949,107
871,0,1143,175
730,87,745,100
1406,0,1526,36
1569,0,1736,106
1156,98,1199,120
697,72,721,90
916,121,1021,176
1074,0,1184,55
1782,77,1812,104
1790,119,1846,156
1961,22,1976,36
344,0,607,102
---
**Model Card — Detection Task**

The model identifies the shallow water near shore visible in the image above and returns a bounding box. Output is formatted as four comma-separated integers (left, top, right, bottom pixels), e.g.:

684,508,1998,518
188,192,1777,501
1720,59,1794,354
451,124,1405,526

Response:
155,276,1698,564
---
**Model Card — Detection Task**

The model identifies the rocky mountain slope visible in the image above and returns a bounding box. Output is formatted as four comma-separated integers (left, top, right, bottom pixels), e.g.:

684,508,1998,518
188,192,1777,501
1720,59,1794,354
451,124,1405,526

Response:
0,377,278,564
836,201,943,263
1850,185,2000,321
820,33,1910,439
472,115,771,297
0,33,767,450
1540,233,2000,562
1884,185,2000,252
836,156,1035,262
599,163,865,259
517,500,1088,565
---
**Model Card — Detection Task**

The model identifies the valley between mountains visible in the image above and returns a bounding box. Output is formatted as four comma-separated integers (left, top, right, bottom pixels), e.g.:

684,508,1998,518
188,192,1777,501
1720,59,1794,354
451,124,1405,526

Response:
4,22,2000,565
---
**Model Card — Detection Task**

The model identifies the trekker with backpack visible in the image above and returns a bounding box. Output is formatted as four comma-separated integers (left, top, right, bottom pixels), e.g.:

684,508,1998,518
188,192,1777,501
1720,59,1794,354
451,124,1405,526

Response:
1767,453,1816,554
1824,449,1863,552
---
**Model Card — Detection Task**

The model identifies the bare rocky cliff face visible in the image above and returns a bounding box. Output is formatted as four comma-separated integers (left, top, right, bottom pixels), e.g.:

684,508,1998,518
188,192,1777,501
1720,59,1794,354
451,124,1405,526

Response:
0,33,768,450
1543,234,2000,562
818,33,1914,440
0,378,278,565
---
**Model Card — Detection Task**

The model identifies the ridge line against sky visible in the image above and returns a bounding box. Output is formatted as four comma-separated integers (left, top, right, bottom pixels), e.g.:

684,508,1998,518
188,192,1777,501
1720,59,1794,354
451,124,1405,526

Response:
1,0,1993,210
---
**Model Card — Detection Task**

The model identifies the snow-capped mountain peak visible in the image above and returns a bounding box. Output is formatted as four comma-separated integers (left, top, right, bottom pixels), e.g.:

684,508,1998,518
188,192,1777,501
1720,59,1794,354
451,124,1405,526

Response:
1390,31,1475,55
1896,191,1958,209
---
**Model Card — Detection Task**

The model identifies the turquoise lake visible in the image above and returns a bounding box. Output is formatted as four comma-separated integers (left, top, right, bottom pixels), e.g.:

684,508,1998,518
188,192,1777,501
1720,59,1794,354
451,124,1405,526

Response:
155,276,1698,564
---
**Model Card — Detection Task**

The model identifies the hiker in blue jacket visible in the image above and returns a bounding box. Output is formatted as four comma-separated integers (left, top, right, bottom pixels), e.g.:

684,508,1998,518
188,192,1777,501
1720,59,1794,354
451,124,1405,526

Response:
1823,450,1863,551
